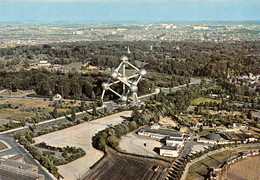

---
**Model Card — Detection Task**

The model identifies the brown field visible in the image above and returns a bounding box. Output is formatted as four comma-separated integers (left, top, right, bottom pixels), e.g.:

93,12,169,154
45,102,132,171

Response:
84,148,170,180
226,155,260,180
0,98,80,121
187,145,260,180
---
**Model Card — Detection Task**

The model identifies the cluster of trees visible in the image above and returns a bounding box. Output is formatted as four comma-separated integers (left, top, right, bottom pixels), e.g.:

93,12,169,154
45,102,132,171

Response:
1,41,259,79
0,120,21,132
0,69,99,100
15,130,85,178
36,142,85,165
16,134,61,178
0,68,152,101
93,107,156,151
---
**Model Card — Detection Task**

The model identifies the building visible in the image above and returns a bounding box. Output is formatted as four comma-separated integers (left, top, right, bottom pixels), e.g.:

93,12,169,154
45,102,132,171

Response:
137,126,184,139
137,126,185,157
160,144,179,157
166,138,184,147
150,123,160,130
197,133,229,145
0,155,44,180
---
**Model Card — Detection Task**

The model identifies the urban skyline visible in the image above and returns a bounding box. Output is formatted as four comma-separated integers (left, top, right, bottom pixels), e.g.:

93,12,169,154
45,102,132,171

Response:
0,0,259,22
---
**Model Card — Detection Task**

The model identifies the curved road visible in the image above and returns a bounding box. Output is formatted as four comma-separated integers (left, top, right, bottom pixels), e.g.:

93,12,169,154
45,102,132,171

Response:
0,78,203,180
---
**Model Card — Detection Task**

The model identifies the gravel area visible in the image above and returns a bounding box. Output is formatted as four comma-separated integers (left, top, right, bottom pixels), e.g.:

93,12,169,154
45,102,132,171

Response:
34,111,132,180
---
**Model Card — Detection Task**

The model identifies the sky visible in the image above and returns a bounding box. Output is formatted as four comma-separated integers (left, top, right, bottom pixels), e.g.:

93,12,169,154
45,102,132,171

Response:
0,0,259,22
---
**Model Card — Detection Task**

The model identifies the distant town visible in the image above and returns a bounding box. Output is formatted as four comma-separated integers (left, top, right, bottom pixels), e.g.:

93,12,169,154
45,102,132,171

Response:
1,22,260,48
0,21,259,180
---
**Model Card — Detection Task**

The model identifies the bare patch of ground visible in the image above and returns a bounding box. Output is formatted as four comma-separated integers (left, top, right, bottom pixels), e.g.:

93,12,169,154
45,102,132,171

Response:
227,155,260,180
84,148,170,180
34,111,132,180
159,116,178,128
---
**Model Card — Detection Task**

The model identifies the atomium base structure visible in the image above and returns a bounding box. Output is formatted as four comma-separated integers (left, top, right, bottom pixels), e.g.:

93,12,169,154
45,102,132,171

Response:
101,55,147,105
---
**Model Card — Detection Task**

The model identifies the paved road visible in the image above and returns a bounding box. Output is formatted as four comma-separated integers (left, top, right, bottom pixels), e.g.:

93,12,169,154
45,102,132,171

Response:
0,78,203,180
0,133,54,180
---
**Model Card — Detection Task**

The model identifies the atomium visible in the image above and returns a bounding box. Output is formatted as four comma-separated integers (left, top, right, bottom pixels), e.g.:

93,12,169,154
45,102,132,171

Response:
101,55,147,104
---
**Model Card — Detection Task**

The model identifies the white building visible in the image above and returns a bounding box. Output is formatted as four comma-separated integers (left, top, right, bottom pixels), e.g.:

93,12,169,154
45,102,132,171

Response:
137,127,184,139
160,145,179,157
166,138,184,147
150,123,160,130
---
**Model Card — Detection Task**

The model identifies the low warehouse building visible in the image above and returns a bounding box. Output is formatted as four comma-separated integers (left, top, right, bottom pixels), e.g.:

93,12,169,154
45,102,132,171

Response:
160,145,179,157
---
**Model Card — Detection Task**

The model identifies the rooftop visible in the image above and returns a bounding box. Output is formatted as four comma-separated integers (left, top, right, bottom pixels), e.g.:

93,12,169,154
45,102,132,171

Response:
160,145,178,150
140,126,183,137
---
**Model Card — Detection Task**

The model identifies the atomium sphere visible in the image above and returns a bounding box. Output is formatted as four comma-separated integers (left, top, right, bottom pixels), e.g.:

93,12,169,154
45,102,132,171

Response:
120,55,128,62
120,95,127,102
110,71,118,80
139,69,147,76
101,82,109,90
130,85,138,92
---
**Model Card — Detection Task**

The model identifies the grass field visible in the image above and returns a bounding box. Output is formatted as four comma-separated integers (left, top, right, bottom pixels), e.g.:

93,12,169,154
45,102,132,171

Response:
0,141,8,151
104,68,137,77
0,98,81,121
134,60,148,68
191,97,221,106
63,62,82,70
187,145,260,179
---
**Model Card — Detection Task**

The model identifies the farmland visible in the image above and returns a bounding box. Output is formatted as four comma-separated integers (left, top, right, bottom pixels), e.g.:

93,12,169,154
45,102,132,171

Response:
84,148,170,180
227,155,260,180
186,145,260,180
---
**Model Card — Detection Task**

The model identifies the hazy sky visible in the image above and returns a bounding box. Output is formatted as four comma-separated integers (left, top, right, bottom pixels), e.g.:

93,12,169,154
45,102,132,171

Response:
0,0,259,22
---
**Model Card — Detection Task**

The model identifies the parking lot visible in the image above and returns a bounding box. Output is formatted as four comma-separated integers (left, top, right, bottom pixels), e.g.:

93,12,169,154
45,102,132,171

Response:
34,111,132,180
119,130,162,156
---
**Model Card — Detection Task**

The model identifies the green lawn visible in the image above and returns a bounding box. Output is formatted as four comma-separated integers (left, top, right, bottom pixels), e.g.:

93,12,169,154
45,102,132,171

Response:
196,129,215,136
191,97,221,106
0,141,8,151
63,62,82,70
134,60,148,68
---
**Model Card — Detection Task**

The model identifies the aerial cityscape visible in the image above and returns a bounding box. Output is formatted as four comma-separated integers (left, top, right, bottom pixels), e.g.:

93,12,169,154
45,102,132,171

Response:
0,0,259,180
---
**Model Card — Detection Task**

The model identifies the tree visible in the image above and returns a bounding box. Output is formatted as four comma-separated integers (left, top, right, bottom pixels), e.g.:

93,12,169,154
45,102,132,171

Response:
247,110,253,119
80,100,85,111
53,106,58,119
62,151,68,158
71,108,76,121
106,135,119,149
20,118,26,127
92,103,97,116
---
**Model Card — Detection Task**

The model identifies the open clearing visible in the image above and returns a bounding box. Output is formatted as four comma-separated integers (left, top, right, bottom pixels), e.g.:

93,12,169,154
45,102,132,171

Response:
84,148,170,180
34,111,132,180
227,155,260,180
191,97,221,105
0,98,81,121
119,130,162,156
